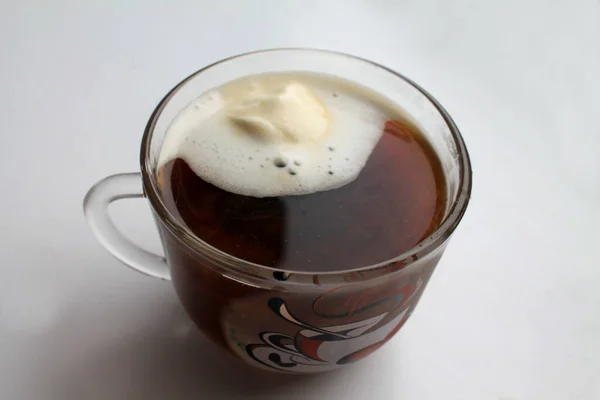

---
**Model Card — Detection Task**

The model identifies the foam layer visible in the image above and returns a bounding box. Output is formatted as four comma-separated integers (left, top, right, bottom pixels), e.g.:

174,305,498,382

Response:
158,73,397,198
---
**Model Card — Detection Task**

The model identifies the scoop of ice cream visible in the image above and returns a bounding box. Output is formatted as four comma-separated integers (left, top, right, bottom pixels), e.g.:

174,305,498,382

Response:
228,82,329,143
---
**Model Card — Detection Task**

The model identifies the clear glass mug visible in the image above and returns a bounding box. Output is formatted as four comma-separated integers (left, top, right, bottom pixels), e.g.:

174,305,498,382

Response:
84,49,472,373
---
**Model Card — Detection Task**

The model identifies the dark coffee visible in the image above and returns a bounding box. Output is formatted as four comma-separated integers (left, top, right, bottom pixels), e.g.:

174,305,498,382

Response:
158,118,447,272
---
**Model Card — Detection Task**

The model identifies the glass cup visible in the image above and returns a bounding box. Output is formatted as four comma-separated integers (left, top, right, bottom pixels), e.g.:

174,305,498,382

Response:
84,48,472,373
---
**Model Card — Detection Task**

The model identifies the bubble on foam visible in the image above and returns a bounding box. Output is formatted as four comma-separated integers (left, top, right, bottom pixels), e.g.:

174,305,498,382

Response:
158,73,395,198
273,156,288,168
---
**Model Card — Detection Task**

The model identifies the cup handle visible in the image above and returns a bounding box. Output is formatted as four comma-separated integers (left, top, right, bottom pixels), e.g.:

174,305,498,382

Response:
83,172,170,281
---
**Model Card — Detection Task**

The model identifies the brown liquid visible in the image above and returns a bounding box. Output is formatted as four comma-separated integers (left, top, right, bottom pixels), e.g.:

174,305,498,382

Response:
158,119,447,272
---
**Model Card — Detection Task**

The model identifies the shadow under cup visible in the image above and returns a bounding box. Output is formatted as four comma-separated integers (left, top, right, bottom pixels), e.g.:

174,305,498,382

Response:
88,49,472,374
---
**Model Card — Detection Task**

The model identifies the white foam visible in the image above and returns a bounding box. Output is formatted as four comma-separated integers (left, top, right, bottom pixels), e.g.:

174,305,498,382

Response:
158,73,395,198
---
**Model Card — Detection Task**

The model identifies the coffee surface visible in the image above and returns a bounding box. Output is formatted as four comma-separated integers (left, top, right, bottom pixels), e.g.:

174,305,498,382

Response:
158,118,447,272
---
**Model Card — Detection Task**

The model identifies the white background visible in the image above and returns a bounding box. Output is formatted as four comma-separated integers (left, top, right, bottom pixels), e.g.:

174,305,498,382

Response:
1,1,599,399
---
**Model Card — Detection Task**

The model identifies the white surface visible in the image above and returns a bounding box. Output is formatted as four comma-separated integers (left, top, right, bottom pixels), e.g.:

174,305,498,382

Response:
1,1,599,399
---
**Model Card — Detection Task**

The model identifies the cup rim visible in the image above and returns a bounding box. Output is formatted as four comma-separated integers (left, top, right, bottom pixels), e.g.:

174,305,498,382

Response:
140,48,472,280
